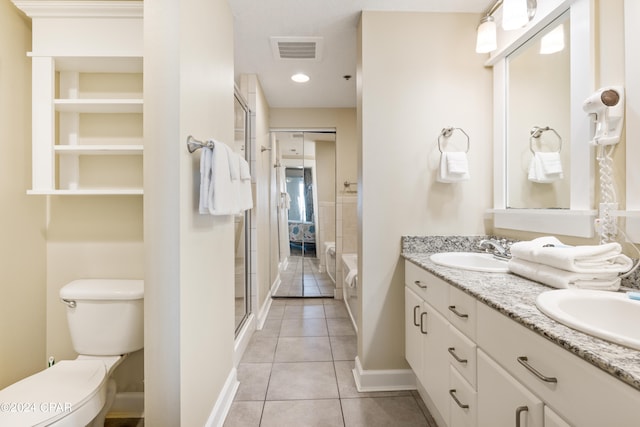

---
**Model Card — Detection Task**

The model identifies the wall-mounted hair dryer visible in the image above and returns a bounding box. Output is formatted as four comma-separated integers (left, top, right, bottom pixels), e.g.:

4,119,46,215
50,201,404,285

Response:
582,86,625,146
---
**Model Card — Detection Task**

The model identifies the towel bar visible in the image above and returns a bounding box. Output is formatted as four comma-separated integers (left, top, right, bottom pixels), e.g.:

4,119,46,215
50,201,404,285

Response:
187,135,215,153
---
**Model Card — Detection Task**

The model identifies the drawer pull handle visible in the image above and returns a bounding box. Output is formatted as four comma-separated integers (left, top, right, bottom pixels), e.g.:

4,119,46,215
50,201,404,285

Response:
448,305,469,319
420,312,428,335
517,356,558,383
515,406,528,427
447,347,468,364
413,305,421,327
448,389,469,409
414,280,427,289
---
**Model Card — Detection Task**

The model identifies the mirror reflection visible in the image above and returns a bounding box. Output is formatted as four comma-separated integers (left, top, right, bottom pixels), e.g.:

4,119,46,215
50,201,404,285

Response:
234,90,251,334
507,12,571,209
272,131,336,298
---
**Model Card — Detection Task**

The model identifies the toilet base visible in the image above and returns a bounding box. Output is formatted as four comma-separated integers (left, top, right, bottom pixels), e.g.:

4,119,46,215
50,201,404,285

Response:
88,378,116,427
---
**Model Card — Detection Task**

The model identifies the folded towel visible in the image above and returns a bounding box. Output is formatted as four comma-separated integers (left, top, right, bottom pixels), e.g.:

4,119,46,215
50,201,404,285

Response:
437,152,470,183
199,147,214,214
508,257,621,291
509,236,633,274
227,148,240,181
240,156,251,181
528,152,563,183
207,141,238,215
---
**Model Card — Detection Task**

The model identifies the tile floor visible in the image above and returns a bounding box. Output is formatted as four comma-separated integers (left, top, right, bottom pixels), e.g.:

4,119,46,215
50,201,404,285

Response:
224,298,438,427
273,256,335,297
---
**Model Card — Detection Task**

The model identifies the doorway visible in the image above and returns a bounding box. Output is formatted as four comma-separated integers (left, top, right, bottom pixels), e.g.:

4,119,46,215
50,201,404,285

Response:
271,129,336,298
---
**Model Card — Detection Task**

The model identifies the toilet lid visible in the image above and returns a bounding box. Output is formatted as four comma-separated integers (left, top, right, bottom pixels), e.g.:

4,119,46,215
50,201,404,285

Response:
0,360,106,426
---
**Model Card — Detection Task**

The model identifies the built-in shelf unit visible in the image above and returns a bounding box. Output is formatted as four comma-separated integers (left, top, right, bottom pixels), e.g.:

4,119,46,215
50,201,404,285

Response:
13,1,144,195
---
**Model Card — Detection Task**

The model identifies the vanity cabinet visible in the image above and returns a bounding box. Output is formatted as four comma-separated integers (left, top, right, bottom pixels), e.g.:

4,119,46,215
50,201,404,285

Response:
404,262,478,427
14,1,144,195
405,260,640,427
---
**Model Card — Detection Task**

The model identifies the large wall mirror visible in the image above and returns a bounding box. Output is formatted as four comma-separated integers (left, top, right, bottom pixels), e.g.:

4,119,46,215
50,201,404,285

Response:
490,0,596,237
271,130,336,298
507,12,570,209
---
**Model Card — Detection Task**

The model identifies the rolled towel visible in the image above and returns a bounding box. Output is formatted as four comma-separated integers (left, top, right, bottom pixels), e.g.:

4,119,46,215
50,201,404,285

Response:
508,257,621,291
509,236,633,274
528,152,563,183
437,152,470,183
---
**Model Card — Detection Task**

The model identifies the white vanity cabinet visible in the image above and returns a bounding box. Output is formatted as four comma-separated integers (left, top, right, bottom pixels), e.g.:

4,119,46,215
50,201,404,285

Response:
404,259,640,427
477,349,544,427
14,1,144,195
404,262,478,427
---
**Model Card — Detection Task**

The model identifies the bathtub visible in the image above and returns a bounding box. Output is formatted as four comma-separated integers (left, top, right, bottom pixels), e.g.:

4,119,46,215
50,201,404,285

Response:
341,253,358,333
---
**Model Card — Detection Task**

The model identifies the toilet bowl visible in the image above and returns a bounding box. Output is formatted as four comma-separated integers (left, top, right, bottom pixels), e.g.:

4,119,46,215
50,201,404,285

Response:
0,279,143,427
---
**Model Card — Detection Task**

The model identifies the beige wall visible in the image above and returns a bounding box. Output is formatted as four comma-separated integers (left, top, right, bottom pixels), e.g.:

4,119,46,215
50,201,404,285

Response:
144,0,236,425
358,11,493,370
0,1,47,389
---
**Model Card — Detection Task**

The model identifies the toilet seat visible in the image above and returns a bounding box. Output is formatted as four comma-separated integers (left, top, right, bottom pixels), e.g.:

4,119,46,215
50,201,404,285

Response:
0,359,107,427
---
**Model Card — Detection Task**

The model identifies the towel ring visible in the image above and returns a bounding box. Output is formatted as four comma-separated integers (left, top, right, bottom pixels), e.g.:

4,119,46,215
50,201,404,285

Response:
438,127,470,153
529,126,562,154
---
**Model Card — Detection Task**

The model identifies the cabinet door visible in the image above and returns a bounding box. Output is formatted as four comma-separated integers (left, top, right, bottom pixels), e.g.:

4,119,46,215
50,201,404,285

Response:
544,406,572,427
477,349,543,427
405,286,424,377
421,301,450,423
449,366,477,427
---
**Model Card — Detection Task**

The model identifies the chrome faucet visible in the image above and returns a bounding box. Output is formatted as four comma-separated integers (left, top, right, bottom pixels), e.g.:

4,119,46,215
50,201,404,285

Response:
478,239,511,260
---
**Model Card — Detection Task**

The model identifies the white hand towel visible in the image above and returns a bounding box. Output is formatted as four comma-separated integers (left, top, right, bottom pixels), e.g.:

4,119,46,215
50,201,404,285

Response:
508,257,621,291
227,148,240,181
528,152,563,183
207,141,238,215
509,236,633,274
345,270,358,288
237,156,253,211
199,147,213,214
437,152,470,183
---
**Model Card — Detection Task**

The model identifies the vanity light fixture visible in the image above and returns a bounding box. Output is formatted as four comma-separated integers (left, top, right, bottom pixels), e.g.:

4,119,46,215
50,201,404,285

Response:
476,15,497,53
291,73,310,83
475,0,537,53
539,23,565,54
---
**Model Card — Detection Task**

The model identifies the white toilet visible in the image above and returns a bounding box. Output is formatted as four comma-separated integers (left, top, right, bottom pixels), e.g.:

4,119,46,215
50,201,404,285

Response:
0,279,143,427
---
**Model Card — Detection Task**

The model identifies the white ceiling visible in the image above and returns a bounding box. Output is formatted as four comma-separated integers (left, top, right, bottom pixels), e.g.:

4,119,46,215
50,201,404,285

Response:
229,0,490,109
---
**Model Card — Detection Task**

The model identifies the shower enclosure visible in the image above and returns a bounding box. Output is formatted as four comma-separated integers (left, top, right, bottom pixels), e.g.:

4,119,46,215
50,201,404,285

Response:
270,130,336,298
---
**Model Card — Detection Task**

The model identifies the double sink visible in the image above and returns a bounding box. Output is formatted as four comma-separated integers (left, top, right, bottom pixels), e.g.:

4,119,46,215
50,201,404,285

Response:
430,251,640,351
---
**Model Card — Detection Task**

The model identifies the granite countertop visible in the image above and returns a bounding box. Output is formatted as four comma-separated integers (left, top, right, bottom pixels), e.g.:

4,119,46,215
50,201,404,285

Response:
401,240,640,392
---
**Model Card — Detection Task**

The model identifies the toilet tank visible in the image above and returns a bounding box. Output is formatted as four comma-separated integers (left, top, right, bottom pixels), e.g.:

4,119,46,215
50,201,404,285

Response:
60,279,144,356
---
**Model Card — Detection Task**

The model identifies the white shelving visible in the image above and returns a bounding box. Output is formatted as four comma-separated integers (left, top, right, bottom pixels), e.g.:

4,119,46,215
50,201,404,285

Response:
15,0,144,196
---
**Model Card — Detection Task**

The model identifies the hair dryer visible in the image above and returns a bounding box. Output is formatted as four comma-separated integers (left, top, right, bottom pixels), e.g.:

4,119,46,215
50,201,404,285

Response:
582,86,625,145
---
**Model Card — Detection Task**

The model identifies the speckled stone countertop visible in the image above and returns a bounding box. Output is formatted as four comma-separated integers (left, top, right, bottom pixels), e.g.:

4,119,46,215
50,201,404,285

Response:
401,235,640,392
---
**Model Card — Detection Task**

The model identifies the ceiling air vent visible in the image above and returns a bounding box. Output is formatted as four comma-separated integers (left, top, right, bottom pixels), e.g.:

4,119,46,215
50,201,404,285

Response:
270,37,323,61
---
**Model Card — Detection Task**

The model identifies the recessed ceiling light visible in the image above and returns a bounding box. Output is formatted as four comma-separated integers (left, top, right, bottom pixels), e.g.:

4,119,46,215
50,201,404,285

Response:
291,73,310,83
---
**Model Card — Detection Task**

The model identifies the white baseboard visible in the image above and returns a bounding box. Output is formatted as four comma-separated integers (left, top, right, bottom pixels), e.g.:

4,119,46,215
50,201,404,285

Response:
107,391,144,418
233,313,256,367
270,274,282,296
204,368,239,427
352,356,417,392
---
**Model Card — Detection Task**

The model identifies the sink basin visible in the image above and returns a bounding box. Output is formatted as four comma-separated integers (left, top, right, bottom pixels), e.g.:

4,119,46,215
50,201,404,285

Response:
429,252,509,273
536,289,640,351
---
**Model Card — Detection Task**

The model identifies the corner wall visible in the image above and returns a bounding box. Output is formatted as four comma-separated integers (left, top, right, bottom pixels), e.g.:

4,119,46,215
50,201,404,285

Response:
358,11,493,370
144,0,236,425
0,1,47,389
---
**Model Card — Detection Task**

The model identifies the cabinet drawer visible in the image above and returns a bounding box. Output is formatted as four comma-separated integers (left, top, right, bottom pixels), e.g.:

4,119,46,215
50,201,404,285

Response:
449,366,477,427
447,286,476,340
447,324,477,389
544,406,572,427
477,302,640,427
405,261,449,315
